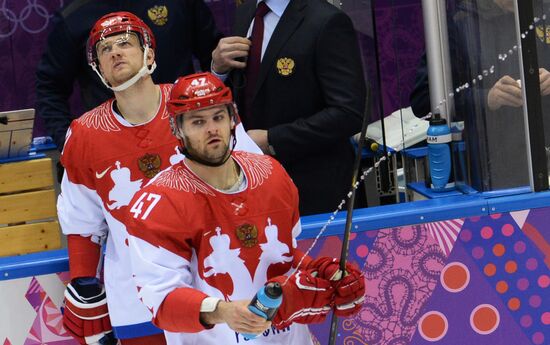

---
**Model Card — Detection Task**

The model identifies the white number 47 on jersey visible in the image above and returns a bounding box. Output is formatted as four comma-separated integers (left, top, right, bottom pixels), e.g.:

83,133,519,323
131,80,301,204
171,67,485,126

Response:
130,193,161,220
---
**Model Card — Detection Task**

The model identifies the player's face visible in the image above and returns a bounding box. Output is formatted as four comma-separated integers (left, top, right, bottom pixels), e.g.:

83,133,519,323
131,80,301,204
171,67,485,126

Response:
177,105,234,164
96,32,153,87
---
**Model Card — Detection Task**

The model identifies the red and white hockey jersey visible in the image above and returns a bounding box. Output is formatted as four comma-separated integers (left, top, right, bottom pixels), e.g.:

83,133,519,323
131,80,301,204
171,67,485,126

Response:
57,84,262,337
126,151,314,345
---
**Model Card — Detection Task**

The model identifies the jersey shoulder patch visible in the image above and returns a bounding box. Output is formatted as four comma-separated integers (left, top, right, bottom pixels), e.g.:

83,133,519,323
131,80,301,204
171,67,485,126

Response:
151,164,214,195
76,100,121,132
160,84,173,120
234,151,273,189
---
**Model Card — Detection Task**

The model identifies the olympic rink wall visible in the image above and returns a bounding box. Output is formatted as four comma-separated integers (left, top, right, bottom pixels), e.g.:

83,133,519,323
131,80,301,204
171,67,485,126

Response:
1,192,549,345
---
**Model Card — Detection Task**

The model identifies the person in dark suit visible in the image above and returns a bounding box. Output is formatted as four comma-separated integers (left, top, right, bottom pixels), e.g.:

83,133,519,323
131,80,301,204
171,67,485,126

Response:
211,0,366,216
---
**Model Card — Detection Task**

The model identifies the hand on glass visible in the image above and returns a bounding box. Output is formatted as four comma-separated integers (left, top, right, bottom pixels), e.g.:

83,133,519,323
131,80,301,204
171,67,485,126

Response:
487,75,523,111
539,68,550,96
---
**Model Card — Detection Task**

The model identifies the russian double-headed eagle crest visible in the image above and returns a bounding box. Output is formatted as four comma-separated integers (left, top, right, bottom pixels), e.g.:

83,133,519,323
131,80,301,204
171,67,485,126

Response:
536,25,550,44
138,153,162,178
236,223,258,248
148,6,168,26
276,57,295,76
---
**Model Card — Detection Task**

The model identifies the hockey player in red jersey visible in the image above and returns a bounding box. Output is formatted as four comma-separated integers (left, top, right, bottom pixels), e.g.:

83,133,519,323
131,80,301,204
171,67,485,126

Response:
125,73,366,344
58,13,261,345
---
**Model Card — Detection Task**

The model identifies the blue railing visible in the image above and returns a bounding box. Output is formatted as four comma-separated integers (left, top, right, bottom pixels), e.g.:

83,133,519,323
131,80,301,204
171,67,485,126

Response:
3,189,549,281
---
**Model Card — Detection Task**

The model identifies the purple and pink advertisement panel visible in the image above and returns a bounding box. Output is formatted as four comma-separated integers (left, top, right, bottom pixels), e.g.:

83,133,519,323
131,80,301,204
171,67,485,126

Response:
306,208,550,345
2,207,548,344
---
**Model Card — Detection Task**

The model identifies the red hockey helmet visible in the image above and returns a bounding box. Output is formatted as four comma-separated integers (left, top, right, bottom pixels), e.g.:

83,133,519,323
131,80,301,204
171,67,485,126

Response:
86,11,156,67
167,72,234,117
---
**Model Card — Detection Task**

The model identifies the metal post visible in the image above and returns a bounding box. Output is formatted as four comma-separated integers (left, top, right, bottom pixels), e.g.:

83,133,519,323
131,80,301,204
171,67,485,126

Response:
421,0,454,121
514,0,549,191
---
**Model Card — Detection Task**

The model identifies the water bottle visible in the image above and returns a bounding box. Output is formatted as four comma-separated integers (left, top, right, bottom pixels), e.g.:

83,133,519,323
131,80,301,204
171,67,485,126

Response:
427,113,452,191
242,282,283,340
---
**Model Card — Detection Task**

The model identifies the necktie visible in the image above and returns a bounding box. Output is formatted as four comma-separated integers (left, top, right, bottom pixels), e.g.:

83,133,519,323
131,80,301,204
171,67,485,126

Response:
243,1,270,120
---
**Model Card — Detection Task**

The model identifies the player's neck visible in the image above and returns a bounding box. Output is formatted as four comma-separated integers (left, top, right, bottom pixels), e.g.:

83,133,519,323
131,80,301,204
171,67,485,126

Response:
114,78,160,125
186,156,241,191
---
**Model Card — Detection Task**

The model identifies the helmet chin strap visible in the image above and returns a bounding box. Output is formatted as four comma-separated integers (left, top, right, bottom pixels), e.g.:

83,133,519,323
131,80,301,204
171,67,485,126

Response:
181,130,237,167
91,46,157,92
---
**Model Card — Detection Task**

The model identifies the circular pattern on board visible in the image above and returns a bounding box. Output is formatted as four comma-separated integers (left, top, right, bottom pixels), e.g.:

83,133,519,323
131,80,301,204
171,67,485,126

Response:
418,311,448,342
520,314,533,328
460,229,472,242
481,226,493,239
516,278,530,291
470,304,500,335
472,246,485,259
501,223,514,237
492,243,506,257
356,244,369,258
514,241,526,254
507,297,521,311
484,263,497,277
440,262,470,293
532,332,545,345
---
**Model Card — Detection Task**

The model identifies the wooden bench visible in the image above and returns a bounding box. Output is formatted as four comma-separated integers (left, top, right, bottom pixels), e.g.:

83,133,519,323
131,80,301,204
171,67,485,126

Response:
0,158,61,256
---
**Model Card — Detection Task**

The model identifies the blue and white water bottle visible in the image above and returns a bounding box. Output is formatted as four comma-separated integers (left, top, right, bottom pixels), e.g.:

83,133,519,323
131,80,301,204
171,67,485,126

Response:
242,282,283,340
427,113,452,191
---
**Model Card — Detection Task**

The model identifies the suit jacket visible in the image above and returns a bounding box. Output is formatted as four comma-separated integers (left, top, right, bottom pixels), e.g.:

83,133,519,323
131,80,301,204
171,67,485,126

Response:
229,0,366,215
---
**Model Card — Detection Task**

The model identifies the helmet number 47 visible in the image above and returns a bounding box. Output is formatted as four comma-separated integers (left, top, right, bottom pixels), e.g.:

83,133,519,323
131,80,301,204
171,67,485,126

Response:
130,192,161,220
191,77,207,86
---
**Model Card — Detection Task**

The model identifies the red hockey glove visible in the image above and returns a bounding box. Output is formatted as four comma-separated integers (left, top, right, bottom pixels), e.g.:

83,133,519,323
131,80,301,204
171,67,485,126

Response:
268,270,334,329
332,264,365,317
309,257,365,317
63,277,113,344
307,257,341,280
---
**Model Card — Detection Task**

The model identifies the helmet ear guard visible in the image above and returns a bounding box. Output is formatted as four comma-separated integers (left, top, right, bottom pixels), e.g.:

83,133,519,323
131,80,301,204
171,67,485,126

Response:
169,116,179,137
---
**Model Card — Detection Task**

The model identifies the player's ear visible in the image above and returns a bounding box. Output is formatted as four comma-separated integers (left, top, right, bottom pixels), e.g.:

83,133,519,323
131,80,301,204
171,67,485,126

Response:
229,106,236,129
146,49,155,66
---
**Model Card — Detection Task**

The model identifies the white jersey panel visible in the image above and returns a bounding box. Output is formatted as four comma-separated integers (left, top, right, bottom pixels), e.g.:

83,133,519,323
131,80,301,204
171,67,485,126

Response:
57,173,108,241
233,123,262,154
128,235,195,317
102,212,159,326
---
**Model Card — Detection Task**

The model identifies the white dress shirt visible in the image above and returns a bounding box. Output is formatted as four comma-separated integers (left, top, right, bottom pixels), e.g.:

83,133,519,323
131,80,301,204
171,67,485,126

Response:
212,0,290,80
248,0,291,61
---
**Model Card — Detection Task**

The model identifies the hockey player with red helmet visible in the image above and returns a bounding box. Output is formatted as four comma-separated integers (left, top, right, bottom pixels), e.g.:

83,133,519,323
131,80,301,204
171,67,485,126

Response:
58,12,261,345
125,73,366,344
